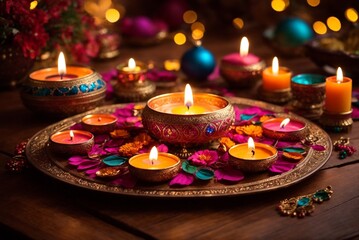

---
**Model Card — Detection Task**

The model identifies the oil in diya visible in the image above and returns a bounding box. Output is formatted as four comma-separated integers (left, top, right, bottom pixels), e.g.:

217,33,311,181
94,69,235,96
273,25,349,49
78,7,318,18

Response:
81,114,118,134
259,56,292,104
21,52,106,116
319,67,353,132
262,117,307,141
228,137,278,172
141,84,235,148
220,36,265,87
115,58,156,102
128,146,181,182
49,130,94,156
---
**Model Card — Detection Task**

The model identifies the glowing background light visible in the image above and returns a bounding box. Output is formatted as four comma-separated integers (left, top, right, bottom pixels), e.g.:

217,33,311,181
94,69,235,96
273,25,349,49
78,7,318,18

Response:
327,16,341,32
307,0,320,7
233,18,244,29
30,1,38,10
183,10,197,24
105,8,120,23
313,21,327,34
271,0,286,12
345,8,358,22
174,33,186,45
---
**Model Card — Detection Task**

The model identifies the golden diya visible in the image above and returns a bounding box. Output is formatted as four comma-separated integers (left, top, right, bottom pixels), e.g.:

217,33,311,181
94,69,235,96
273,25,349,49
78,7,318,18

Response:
20,52,106,117
115,58,156,102
128,146,181,182
81,114,118,134
228,137,278,172
141,84,235,154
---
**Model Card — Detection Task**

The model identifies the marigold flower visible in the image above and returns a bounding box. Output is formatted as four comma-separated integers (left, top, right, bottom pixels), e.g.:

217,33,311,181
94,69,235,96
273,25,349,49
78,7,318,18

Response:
118,141,143,157
259,115,274,123
110,129,130,139
235,125,263,138
219,137,235,149
133,132,152,146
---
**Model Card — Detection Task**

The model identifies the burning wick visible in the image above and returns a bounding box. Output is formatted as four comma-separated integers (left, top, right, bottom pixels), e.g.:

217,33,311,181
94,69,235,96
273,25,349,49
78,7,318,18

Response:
248,137,255,158
69,130,74,141
149,146,158,166
251,149,255,157
98,117,102,122
279,118,290,129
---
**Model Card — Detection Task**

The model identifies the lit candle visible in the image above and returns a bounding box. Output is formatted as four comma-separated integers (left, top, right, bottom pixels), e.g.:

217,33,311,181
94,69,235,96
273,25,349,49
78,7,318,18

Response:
128,146,181,182
122,58,141,73
228,137,278,172
50,130,94,156
221,37,261,66
171,84,208,114
325,67,352,113
262,57,292,91
262,117,307,141
81,114,118,134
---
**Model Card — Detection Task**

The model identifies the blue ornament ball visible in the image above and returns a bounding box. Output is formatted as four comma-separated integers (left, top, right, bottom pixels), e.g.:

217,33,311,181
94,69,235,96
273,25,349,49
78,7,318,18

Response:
180,46,216,81
274,18,314,47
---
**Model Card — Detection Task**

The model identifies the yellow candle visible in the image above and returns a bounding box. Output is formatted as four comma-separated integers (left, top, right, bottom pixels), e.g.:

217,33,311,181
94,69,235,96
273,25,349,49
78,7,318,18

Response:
262,57,292,91
228,138,276,160
325,67,352,113
129,147,180,170
171,83,208,114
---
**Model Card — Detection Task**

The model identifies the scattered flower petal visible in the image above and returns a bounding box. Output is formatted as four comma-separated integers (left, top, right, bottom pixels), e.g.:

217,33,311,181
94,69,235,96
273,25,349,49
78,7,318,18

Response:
169,172,195,186
182,161,197,174
195,168,214,180
311,144,326,151
102,155,127,166
215,168,244,182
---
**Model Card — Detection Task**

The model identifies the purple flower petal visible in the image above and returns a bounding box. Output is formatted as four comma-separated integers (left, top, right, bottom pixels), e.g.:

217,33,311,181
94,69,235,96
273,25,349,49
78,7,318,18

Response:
70,123,83,130
268,156,298,173
111,173,137,188
88,144,107,156
276,141,303,149
157,144,169,153
68,156,88,165
105,139,125,148
104,147,120,154
215,168,244,182
311,144,326,151
352,107,359,119
78,160,101,170
169,172,195,186
94,134,110,144
231,134,248,144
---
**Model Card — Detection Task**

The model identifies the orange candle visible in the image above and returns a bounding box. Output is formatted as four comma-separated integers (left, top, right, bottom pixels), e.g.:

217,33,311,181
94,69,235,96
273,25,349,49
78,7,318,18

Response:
228,137,276,160
325,67,352,113
171,84,208,114
30,52,93,81
262,57,292,91
129,146,180,170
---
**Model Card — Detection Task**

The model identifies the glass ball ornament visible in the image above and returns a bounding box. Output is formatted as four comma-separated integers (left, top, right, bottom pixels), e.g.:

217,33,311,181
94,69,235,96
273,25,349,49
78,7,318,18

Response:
180,44,216,81
274,17,314,47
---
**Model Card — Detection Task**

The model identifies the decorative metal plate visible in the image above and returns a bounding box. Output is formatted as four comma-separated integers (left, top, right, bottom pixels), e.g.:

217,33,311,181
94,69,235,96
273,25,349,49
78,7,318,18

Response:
26,97,332,197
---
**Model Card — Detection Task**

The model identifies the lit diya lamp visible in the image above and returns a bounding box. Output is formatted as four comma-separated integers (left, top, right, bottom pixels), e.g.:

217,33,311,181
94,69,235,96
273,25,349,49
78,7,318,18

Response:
128,146,181,182
220,36,265,87
81,114,118,134
115,58,155,102
259,56,292,103
262,117,307,141
141,84,234,147
49,130,94,156
20,52,106,116
228,137,278,172
319,67,353,132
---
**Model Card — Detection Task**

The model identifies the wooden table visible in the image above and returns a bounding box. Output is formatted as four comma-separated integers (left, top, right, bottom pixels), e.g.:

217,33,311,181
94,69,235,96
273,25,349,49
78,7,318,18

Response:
1,26,358,239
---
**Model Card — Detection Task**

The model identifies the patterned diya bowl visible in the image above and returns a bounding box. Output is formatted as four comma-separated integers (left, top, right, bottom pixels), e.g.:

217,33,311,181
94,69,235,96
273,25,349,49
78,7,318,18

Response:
228,143,278,172
141,93,235,146
49,130,94,156
128,152,181,182
219,60,266,87
21,67,106,117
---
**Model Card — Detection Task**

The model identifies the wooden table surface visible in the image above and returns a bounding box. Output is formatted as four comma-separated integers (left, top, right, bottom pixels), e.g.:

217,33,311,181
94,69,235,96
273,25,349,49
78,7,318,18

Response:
0,26,358,240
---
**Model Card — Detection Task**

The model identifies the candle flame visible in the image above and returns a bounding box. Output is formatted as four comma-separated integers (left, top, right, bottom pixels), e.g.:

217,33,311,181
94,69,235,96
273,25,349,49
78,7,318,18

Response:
279,118,290,129
184,84,193,109
336,67,343,83
149,146,158,165
69,130,74,141
128,58,136,70
272,56,279,75
58,52,66,77
240,36,249,57
98,117,102,122
248,137,255,157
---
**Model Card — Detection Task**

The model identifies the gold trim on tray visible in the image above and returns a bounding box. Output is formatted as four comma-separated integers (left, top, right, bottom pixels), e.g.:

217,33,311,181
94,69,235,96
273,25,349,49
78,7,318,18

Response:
25,97,332,197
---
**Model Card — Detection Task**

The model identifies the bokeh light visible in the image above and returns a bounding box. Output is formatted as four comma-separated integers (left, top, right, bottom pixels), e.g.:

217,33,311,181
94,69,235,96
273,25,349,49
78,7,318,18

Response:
105,8,120,23
30,1,38,10
271,0,286,12
345,8,358,22
313,21,327,34
233,18,244,29
192,29,204,40
327,16,341,32
183,10,197,24
307,0,320,7
174,33,186,45
191,22,205,32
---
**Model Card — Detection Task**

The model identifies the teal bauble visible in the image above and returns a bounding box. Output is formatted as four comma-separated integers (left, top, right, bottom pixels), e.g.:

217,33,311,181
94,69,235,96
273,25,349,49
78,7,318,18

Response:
180,45,216,81
274,18,314,47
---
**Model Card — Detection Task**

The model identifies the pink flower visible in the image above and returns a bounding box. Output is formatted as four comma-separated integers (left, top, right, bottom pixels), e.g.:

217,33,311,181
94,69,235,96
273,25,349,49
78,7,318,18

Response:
188,150,219,166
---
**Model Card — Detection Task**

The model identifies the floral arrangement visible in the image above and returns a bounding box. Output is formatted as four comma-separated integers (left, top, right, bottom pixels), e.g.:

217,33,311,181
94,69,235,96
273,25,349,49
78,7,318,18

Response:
0,0,99,63
67,103,326,188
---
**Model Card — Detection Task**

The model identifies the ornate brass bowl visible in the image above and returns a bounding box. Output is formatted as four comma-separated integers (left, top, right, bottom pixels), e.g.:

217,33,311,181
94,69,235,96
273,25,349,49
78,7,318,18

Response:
141,93,235,146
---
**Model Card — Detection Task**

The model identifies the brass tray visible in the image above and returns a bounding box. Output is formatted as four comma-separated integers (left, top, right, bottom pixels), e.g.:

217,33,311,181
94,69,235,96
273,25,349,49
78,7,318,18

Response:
26,97,332,197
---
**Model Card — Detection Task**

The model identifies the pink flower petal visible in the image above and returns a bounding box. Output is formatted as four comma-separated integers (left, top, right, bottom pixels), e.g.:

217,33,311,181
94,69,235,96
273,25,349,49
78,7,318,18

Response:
269,157,298,173
169,172,195,186
157,144,169,153
215,168,244,182
68,156,88,165
311,144,326,151
78,160,100,170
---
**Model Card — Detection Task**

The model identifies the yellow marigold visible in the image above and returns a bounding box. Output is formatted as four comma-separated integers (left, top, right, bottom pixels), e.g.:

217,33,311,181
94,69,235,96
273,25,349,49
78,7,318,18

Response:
134,132,152,146
259,115,274,123
219,137,235,149
118,141,143,157
235,125,263,138
110,129,130,139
